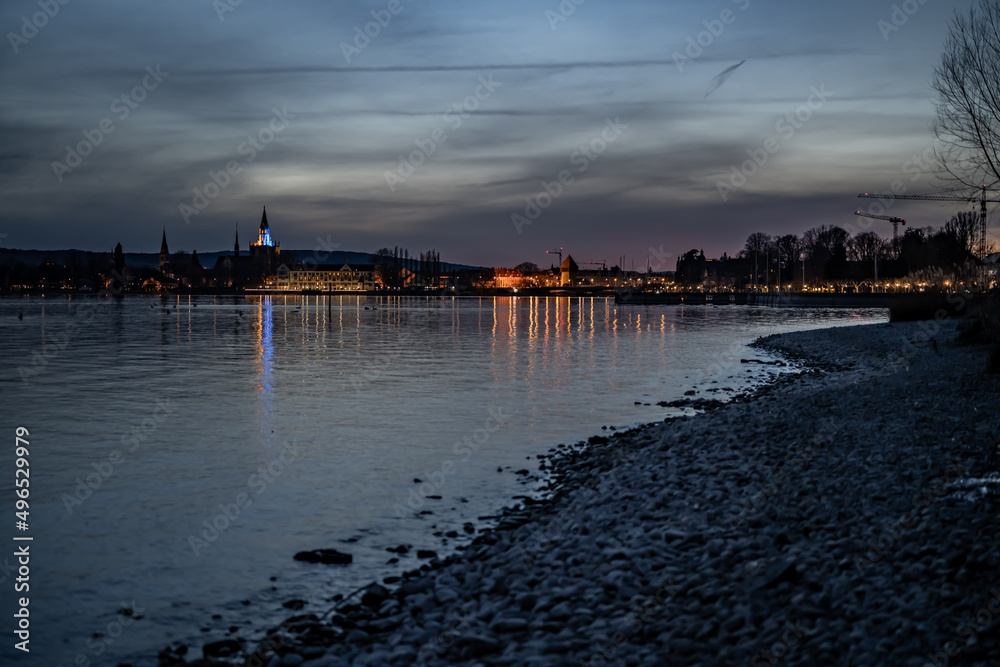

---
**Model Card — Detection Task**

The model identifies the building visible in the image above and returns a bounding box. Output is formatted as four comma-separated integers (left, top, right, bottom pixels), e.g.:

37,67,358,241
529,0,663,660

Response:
276,263,376,291
494,268,527,289
249,206,280,273
159,229,169,270
560,255,579,287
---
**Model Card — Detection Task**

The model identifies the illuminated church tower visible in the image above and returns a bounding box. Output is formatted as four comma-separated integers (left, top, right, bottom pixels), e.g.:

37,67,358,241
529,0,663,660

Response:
249,207,279,257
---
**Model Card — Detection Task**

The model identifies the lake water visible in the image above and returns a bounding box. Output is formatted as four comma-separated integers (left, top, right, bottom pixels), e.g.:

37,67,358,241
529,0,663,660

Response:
0,295,886,665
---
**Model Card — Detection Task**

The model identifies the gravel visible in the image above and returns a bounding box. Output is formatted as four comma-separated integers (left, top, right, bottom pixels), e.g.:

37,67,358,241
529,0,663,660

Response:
161,320,1000,667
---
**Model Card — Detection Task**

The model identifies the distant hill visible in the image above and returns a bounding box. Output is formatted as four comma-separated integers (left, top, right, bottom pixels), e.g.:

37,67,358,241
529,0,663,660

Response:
0,248,485,272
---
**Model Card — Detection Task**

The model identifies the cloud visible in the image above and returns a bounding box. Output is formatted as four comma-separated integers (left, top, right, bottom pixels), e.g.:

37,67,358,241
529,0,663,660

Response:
704,59,746,98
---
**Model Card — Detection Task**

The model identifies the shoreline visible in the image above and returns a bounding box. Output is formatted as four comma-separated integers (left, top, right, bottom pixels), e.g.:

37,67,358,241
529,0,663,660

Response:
160,319,1000,667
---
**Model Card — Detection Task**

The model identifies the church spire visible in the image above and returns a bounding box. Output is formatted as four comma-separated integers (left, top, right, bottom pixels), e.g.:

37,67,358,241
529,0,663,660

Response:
260,206,268,232
159,228,169,269
234,225,239,257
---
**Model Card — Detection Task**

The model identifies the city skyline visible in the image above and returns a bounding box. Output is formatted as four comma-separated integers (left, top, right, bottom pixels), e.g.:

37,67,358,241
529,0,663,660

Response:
1,0,973,266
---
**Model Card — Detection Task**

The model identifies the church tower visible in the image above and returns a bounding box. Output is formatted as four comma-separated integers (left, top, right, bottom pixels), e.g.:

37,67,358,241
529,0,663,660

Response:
250,206,279,256
234,226,240,257
159,229,169,269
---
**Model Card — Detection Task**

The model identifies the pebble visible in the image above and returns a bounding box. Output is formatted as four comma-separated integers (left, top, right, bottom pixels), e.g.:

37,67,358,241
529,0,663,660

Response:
168,320,1000,667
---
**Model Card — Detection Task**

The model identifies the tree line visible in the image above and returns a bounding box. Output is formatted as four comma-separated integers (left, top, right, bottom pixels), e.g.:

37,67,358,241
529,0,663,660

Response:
676,212,982,287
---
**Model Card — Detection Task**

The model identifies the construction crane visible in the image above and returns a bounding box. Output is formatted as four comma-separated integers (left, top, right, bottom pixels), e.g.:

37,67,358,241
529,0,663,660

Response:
580,259,607,270
854,211,906,243
852,212,905,284
858,185,1000,261
546,247,563,264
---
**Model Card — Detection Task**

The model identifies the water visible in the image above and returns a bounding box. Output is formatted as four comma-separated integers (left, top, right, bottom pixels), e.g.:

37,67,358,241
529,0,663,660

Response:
0,295,885,665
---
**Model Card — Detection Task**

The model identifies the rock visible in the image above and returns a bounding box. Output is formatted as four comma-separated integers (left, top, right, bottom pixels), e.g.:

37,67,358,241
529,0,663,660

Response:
163,320,1000,666
294,549,352,565
456,634,502,659
436,587,459,604
416,549,437,559
345,628,368,643
202,638,242,659
547,601,573,620
361,584,390,608
490,617,529,633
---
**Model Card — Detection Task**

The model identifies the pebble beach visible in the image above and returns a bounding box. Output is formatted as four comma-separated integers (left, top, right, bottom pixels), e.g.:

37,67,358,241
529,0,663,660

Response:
163,319,1000,667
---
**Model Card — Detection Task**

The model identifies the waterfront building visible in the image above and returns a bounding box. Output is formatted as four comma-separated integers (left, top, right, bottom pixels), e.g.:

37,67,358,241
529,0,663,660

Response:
277,263,376,291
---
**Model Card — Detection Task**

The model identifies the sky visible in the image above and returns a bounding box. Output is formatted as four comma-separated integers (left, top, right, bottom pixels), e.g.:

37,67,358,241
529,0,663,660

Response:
0,0,980,268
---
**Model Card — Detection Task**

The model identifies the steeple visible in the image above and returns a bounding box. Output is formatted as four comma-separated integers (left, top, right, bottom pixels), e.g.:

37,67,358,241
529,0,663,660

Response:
159,229,169,269
253,206,275,249
234,225,239,257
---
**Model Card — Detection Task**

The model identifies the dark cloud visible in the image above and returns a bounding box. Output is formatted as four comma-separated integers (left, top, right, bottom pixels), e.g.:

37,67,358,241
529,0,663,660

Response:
0,0,964,263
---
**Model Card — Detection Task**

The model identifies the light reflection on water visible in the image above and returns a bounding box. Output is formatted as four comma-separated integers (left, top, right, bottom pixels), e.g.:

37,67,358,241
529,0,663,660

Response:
0,295,884,665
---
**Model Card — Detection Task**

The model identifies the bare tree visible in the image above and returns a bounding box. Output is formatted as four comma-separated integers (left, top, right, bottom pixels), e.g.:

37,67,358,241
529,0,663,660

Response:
803,225,850,282
932,0,1000,189
848,232,887,263
944,210,980,254
744,232,771,287
775,234,801,282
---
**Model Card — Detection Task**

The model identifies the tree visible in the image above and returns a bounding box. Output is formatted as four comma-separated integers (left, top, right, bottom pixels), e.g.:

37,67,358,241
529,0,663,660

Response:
113,242,125,275
899,228,929,273
803,225,850,282
515,261,539,274
112,243,126,292
775,234,800,285
932,1,1000,189
744,232,771,286
371,248,400,289
944,211,979,255
847,232,887,264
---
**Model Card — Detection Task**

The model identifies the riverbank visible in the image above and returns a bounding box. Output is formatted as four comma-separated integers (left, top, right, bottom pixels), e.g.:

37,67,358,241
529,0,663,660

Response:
162,319,1000,667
